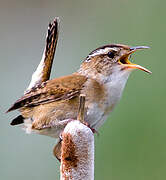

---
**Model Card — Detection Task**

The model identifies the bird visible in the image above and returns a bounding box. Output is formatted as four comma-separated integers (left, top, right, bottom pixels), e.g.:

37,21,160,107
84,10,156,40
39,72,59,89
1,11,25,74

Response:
7,18,151,145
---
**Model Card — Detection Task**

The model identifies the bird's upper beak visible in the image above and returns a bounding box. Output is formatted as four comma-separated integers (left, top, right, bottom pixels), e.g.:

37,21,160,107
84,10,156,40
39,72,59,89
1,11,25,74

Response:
118,46,152,74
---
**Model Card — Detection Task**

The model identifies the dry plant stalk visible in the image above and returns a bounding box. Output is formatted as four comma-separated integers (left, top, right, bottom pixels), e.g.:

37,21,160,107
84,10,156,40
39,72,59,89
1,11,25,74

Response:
60,94,94,180
77,94,86,123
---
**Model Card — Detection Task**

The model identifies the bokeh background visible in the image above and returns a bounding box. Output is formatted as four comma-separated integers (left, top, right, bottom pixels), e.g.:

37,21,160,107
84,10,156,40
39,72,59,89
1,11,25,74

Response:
1,0,165,179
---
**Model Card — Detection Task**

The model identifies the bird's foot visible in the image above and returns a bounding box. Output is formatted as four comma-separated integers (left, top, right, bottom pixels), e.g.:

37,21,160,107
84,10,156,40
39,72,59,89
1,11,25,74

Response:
82,121,99,135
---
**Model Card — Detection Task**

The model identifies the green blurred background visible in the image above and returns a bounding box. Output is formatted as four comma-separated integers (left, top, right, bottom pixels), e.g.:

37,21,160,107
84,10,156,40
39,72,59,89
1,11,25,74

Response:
1,0,165,179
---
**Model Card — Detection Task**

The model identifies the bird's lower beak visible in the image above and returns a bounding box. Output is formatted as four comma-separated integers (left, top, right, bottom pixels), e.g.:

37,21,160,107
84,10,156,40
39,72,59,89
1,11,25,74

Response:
118,46,152,74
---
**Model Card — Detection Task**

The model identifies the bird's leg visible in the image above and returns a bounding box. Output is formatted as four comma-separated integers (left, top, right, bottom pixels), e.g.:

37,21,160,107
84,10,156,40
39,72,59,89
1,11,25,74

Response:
82,121,99,135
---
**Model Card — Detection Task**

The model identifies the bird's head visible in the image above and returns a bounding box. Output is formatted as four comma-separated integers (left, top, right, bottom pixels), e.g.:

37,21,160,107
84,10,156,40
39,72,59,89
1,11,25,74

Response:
78,44,151,82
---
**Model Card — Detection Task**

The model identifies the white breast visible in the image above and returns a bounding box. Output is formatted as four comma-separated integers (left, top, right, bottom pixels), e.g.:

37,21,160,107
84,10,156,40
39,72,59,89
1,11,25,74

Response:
87,67,131,130
104,68,131,107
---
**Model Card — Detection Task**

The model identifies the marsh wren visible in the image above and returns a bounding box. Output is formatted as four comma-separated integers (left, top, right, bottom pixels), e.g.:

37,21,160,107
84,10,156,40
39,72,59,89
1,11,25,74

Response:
7,19,151,139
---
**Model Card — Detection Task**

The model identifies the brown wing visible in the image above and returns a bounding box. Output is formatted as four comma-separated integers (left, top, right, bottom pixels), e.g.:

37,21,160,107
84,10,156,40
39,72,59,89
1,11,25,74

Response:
7,74,87,112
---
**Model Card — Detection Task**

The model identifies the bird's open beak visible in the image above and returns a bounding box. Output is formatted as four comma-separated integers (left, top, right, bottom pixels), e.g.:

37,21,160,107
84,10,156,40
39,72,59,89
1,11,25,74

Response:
118,46,152,74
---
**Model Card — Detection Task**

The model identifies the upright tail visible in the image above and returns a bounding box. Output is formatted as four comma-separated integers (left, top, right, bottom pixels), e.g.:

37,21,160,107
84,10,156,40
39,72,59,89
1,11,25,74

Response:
26,17,59,93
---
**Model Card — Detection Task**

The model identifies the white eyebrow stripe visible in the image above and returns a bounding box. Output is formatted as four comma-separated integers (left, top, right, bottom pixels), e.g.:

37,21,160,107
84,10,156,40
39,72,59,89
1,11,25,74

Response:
88,47,118,58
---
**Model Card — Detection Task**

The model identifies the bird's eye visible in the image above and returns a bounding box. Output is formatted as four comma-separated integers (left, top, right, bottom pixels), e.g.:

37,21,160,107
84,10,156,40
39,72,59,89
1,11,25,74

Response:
107,51,115,59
